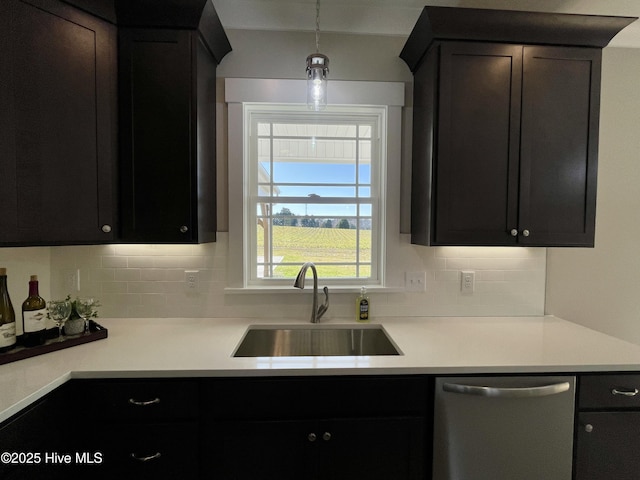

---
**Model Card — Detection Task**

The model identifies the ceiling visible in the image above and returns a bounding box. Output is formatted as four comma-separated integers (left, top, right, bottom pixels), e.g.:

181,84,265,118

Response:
211,0,640,48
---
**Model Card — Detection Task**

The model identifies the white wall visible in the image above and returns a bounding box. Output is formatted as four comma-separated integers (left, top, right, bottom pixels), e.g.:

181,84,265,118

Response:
3,29,547,320
546,47,640,344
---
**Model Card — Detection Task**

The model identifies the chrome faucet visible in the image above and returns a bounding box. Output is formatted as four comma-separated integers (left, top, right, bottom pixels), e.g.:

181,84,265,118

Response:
293,262,329,323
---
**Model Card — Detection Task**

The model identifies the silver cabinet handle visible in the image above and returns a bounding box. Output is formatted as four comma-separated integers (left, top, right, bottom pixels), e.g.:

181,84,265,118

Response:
510,229,518,237
180,225,189,233
612,388,639,397
130,452,162,462
522,229,530,237
128,397,161,406
308,433,317,442
101,224,112,233
584,424,594,433
322,432,332,441
443,382,570,398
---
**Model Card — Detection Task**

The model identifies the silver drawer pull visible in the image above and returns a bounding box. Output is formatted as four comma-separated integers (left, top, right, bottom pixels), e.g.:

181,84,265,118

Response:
612,388,639,397
130,452,162,462
443,382,570,398
128,397,161,406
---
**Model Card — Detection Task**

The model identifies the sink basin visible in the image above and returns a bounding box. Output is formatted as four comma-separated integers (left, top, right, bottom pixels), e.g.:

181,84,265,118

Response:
233,325,401,357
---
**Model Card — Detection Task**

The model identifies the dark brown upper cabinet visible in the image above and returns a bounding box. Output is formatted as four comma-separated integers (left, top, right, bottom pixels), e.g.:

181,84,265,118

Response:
0,0,117,246
402,7,636,247
0,0,230,246
117,1,231,243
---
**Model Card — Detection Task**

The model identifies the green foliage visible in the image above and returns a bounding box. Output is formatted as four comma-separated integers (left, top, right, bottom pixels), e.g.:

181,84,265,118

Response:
62,294,101,320
337,219,351,229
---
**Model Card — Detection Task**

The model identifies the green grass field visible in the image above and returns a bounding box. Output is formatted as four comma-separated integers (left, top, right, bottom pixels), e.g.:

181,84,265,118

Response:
257,226,371,278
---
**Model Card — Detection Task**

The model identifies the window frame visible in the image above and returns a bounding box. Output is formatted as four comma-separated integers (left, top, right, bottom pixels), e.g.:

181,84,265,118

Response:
246,106,386,286
225,78,405,292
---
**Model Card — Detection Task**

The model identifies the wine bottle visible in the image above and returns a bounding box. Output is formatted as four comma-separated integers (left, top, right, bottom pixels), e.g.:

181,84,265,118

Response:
0,268,17,353
22,275,46,347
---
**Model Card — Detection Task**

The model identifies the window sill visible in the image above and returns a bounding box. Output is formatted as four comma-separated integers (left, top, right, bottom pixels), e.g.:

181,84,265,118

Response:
224,286,404,295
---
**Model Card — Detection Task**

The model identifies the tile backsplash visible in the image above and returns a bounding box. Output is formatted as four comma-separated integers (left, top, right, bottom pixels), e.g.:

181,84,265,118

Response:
41,234,546,319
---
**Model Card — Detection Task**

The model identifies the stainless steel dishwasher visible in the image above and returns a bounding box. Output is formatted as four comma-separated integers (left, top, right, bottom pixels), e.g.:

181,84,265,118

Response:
432,376,576,480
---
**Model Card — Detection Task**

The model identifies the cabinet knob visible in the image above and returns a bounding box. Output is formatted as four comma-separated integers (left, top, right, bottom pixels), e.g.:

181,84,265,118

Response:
522,229,530,237
510,229,518,237
101,224,112,233
180,225,189,233
322,432,332,441
584,424,594,433
308,433,317,442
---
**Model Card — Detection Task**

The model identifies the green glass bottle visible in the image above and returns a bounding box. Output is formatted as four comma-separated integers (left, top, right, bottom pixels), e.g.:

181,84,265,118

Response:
22,275,46,347
0,268,17,352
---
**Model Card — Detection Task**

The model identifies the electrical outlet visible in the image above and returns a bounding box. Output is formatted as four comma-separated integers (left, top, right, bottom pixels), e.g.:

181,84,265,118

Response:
185,270,200,292
461,270,475,294
405,271,427,292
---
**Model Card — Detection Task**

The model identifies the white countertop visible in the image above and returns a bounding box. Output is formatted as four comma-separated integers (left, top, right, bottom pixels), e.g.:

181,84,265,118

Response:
2,315,640,423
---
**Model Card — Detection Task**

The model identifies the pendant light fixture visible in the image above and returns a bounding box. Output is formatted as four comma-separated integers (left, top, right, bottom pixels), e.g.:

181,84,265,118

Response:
306,0,329,111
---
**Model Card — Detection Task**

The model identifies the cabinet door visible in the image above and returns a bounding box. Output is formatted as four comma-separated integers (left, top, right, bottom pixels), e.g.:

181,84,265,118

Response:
519,46,600,247
211,420,316,480
118,28,195,243
319,417,425,480
0,0,117,245
434,42,522,245
0,384,72,480
575,412,640,480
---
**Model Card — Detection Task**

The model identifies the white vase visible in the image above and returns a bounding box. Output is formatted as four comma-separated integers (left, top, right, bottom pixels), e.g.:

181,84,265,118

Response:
64,318,85,336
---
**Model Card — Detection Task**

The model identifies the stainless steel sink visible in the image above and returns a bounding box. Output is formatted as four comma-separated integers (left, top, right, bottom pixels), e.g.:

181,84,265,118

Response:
233,325,401,357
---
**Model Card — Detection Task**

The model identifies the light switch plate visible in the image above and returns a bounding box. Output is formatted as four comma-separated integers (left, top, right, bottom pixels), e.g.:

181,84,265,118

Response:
405,271,427,292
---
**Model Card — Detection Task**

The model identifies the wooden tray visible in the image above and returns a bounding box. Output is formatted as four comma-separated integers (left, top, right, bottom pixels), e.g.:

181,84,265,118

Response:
0,320,108,366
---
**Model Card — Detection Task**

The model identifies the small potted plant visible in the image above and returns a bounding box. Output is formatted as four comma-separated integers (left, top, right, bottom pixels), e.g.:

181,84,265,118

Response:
63,295,100,335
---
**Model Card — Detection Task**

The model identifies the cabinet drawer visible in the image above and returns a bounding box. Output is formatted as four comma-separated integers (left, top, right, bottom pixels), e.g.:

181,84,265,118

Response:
205,376,430,419
579,375,640,409
91,422,199,480
75,379,198,420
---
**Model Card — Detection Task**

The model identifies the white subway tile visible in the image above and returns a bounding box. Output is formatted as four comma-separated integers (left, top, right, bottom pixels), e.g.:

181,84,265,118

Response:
102,256,128,268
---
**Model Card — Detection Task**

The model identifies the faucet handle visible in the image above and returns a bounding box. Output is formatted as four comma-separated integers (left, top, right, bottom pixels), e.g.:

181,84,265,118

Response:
317,286,330,320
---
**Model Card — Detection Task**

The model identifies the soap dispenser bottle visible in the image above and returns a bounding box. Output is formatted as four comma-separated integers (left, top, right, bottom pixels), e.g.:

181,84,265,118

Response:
356,286,370,323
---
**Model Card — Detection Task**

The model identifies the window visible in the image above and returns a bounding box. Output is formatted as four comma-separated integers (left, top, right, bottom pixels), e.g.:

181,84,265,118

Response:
248,107,384,285
226,79,404,290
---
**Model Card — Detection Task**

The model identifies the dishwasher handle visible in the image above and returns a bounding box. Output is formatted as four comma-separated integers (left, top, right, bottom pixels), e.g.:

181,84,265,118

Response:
443,381,570,398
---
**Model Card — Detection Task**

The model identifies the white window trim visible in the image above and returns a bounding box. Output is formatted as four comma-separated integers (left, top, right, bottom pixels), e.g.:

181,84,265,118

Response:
226,78,404,292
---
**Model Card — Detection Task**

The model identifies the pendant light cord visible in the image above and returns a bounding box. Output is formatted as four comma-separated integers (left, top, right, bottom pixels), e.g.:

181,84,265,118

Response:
315,0,321,53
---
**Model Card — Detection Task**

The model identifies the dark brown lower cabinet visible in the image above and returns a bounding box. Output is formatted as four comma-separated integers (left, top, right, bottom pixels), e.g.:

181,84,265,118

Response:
0,384,71,480
203,376,430,480
70,379,200,480
575,412,640,480
214,417,424,480
575,374,640,480
0,376,430,480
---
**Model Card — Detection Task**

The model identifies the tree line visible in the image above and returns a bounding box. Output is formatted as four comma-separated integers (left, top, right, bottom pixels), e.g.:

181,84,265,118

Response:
272,208,359,229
